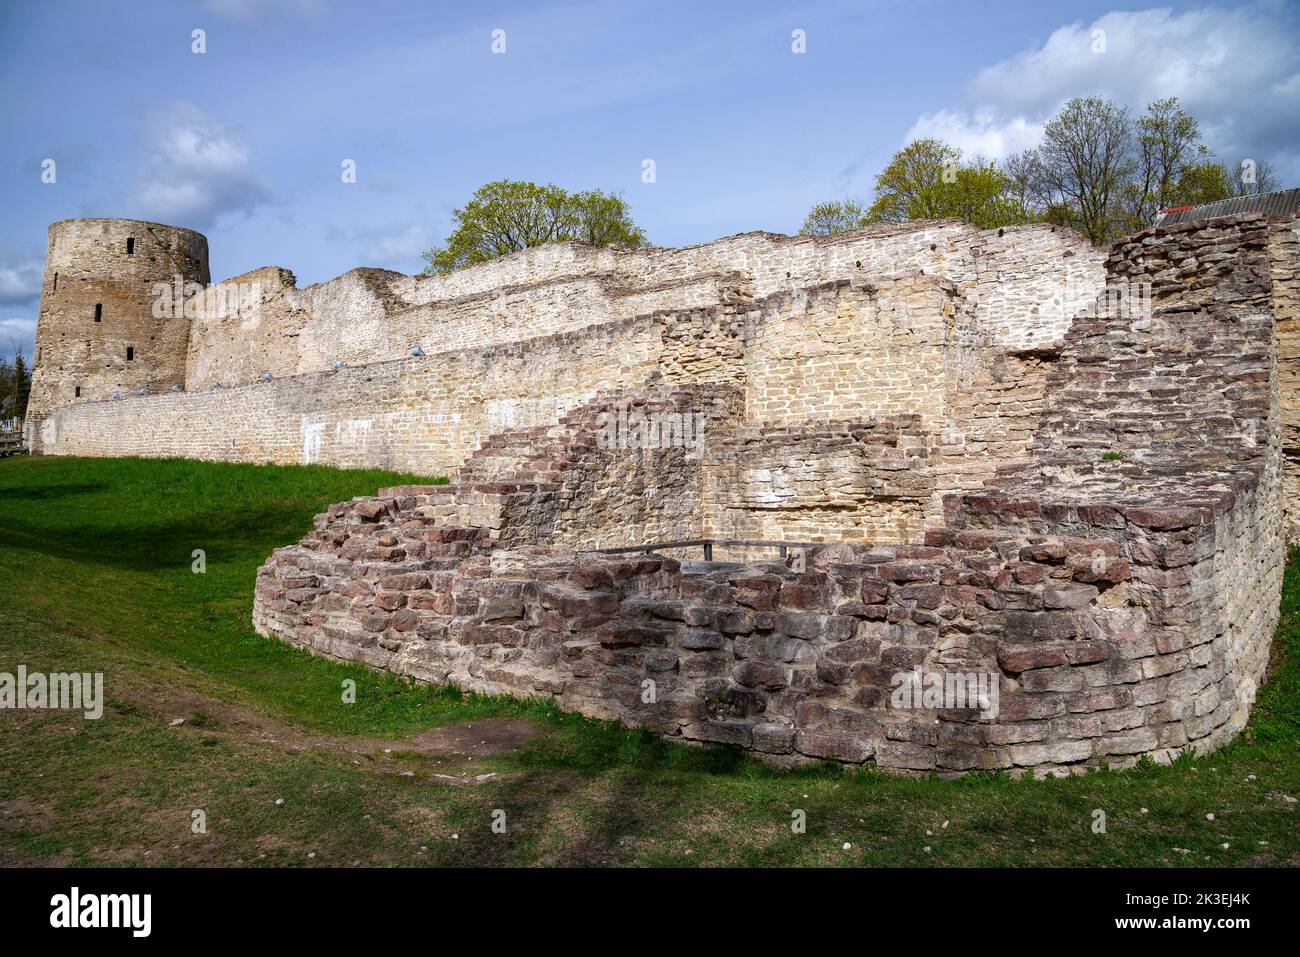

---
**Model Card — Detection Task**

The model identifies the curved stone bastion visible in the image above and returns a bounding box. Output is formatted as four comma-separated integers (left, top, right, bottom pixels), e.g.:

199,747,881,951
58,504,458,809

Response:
253,212,1299,775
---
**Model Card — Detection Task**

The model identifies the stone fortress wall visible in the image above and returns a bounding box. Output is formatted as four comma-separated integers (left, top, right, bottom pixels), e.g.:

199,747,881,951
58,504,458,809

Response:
1273,217,1300,538
29,217,1106,533
252,213,1296,775
23,211,1300,773
179,219,1099,385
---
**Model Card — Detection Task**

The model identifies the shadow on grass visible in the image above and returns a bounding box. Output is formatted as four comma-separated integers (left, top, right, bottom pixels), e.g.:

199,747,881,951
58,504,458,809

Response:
0,505,312,572
0,482,106,501
450,763,705,866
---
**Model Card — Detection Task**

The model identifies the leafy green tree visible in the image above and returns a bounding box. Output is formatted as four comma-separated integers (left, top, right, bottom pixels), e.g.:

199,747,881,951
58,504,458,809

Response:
1170,161,1235,208
1129,97,1202,226
798,199,869,236
810,97,1288,248
1000,96,1282,244
422,179,648,273
865,139,963,223
798,139,1034,234
856,139,1031,229
940,160,1034,229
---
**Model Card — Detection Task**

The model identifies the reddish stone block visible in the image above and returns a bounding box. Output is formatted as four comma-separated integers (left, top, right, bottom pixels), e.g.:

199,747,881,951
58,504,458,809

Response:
881,562,940,583
998,643,1069,673
595,621,672,648
733,661,788,690
731,576,781,610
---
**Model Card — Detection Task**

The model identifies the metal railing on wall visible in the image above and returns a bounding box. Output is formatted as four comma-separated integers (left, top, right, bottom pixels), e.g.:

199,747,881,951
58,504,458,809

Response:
578,537,818,562
0,428,27,457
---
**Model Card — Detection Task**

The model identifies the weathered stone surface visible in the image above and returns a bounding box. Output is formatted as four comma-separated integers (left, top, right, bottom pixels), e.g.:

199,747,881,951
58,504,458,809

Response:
678,628,725,650
752,722,795,754
796,730,873,763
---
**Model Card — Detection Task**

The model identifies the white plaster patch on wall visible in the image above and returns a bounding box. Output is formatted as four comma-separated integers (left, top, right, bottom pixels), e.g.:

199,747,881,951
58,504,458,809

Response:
38,416,57,448
301,419,325,464
334,418,373,446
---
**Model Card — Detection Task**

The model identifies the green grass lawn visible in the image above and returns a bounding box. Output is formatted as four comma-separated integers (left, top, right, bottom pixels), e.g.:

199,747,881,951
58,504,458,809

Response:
0,454,1296,867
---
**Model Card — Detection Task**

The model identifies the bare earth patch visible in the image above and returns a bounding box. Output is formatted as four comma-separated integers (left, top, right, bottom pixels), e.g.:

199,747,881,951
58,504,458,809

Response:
124,680,539,775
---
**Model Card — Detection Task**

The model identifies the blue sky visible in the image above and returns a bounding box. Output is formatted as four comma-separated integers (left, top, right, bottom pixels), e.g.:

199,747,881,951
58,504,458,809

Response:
2,0,1298,357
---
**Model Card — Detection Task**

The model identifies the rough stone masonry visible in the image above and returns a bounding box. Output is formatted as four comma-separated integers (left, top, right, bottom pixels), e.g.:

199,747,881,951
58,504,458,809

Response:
24,211,1300,773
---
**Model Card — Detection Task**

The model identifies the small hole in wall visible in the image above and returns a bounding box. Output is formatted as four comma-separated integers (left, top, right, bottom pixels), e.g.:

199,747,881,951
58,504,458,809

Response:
126,237,135,255
856,261,861,267
94,303,102,322
75,387,81,398
126,346,134,361
930,243,936,251
998,228,1005,237
53,272,58,292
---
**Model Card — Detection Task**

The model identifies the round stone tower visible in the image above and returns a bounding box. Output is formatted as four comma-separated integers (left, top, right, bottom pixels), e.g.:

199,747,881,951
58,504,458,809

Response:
25,218,210,446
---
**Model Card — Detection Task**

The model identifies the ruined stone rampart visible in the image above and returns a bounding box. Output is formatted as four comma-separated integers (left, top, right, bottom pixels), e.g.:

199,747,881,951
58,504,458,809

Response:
185,220,1098,381
22,209,1299,773
32,270,995,500
251,213,1292,774
28,217,1105,451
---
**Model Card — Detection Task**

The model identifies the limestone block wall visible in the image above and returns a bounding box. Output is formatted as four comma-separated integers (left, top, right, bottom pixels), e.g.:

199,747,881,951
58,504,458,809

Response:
485,386,748,551
35,276,984,488
1270,218,1300,540
934,353,1050,506
185,266,305,387
251,213,1289,775
331,272,746,373
740,275,978,432
36,316,662,474
28,216,1104,476
700,416,934,546
392,242,623,301
973,225,1105,349
174,219,1104,393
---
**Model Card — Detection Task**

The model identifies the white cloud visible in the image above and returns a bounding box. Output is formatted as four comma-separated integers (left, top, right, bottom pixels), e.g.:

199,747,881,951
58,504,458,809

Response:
131,103,273,228
0,261,42,308
0,317,37,358
904,111,1044,162
902,6,1300,178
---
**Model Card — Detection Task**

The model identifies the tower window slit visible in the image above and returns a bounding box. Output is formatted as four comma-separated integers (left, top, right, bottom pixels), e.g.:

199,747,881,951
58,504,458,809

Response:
94,303,102,322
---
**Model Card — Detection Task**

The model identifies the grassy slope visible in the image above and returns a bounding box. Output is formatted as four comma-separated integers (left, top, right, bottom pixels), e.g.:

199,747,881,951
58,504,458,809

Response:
0,455,1295,867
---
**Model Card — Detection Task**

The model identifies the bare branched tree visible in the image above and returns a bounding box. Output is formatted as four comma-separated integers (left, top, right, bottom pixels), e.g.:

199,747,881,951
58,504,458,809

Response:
1035,97,1136,245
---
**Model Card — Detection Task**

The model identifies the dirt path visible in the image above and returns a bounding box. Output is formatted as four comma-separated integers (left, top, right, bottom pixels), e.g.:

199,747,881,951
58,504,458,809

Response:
110,678,540,777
